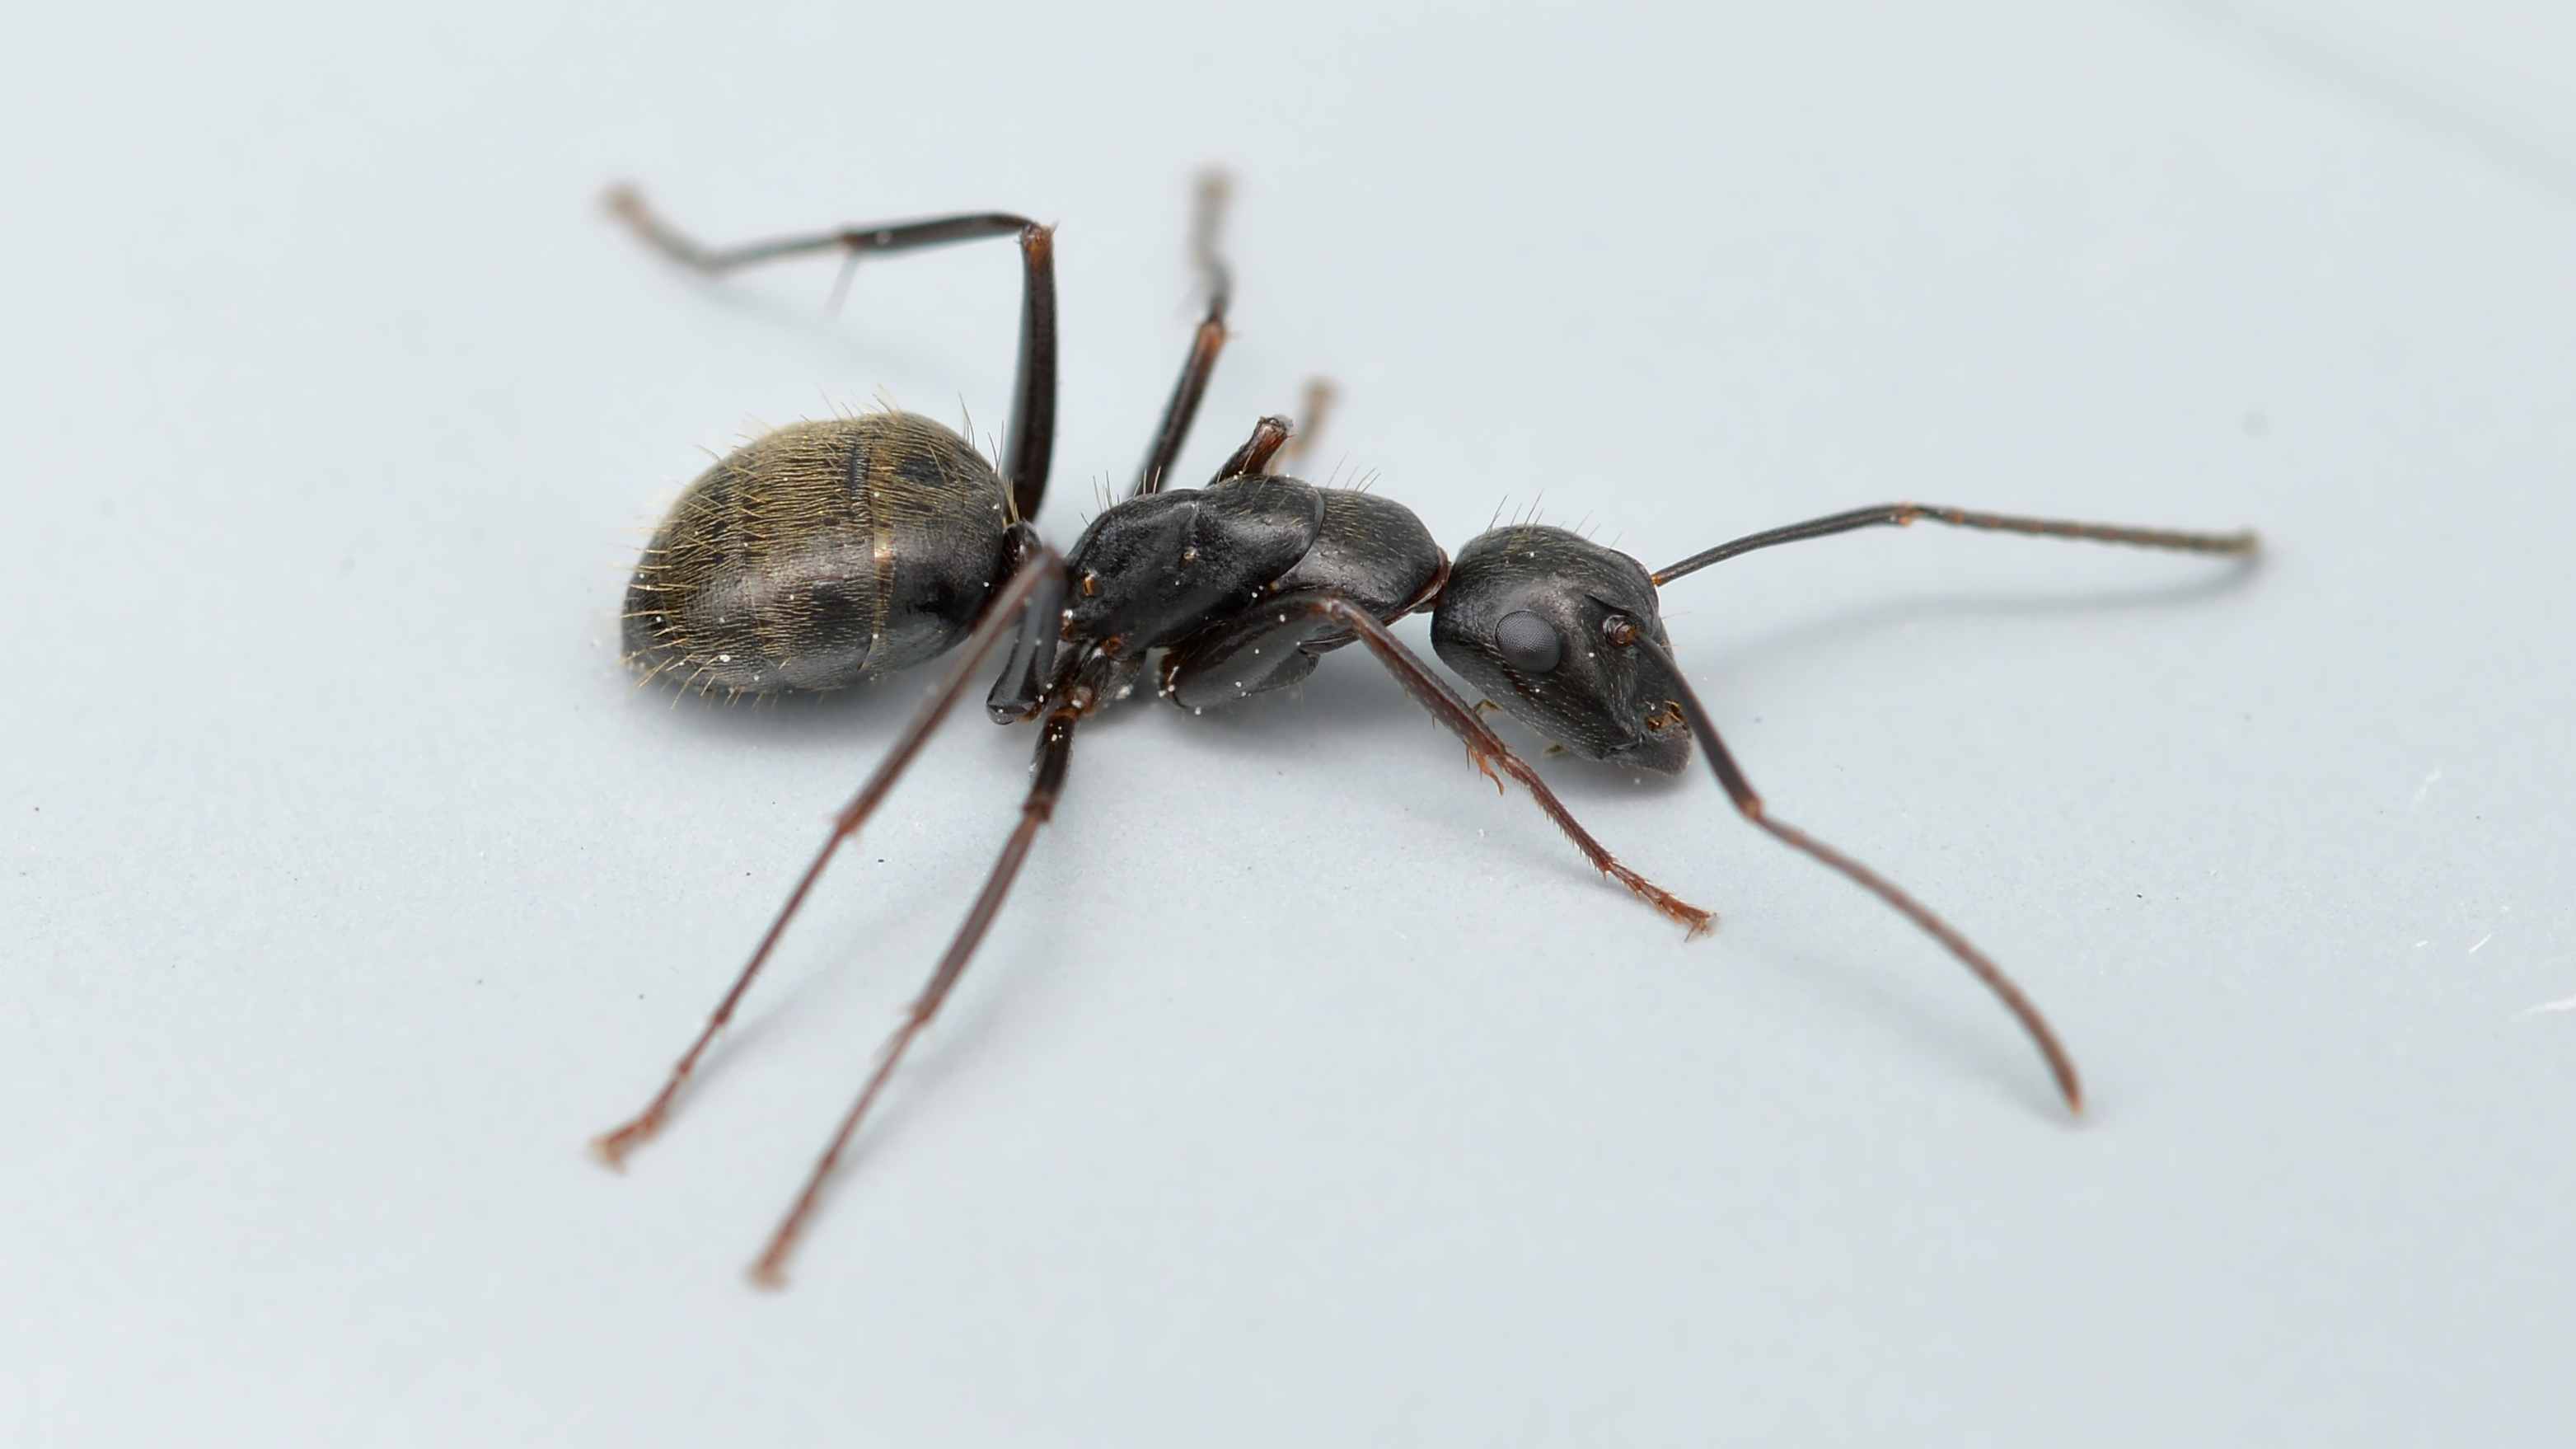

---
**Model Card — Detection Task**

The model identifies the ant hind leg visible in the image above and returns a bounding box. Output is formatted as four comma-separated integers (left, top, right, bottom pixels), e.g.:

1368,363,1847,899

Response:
603,185,1059,522
748,689,1089,1289
591,553,1070,1170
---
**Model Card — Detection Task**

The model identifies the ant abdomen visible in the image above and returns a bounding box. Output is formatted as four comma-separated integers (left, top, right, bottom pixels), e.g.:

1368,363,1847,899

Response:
623,412,1019,695
1431,525,1693,772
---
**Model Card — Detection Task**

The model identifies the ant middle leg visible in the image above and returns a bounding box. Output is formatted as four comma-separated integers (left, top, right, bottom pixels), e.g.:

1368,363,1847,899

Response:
603,184,1060,523
1164,591,1716,936
1133,169,1238,496
1210,415,1293,483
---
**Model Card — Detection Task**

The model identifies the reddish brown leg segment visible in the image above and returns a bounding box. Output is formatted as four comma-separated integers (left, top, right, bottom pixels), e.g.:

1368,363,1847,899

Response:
749,701,1085,1288
1131,171,1235,497
1211,415,1292,484
592,553,1067,1170
1292,596,1715,937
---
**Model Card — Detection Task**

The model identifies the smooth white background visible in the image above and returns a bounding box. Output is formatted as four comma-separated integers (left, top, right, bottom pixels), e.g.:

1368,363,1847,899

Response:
3,2,2570,1443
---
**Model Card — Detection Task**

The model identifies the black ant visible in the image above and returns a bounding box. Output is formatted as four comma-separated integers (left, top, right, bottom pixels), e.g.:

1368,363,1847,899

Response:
592,173,2260,1287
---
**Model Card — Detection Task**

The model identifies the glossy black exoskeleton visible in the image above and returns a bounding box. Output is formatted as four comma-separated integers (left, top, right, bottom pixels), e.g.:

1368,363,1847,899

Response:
593,175,2262,1287
1433,524,1690,773
997,468,1448,719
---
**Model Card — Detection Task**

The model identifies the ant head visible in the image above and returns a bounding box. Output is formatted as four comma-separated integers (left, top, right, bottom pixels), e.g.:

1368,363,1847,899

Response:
1431,525,1692,774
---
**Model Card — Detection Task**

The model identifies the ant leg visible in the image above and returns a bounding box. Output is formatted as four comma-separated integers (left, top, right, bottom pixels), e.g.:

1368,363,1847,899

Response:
592,551,1070,1170
603,185,1058,523
749,691,1089,1288
1211,415,1293,483
1132,170,1236,496
1651,504,2260,585
1622,627,2084,1115
1185,593,1714,936
1271,377,1338,473
1213,377,1335,484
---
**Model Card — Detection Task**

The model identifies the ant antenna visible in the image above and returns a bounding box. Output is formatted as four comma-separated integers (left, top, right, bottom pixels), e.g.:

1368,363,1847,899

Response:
1653,503,2258,585
1619,625,2082,1114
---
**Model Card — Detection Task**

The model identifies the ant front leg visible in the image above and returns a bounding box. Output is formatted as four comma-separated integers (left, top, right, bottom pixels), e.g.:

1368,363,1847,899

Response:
604,185,1060,522
1163,591,1715,936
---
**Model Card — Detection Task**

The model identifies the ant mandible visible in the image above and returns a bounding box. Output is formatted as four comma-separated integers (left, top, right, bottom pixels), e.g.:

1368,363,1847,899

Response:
592,173,2260,1287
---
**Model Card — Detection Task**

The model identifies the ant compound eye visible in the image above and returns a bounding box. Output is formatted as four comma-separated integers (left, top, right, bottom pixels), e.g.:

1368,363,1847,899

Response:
1600,614,1641,648
1494,610,1562,673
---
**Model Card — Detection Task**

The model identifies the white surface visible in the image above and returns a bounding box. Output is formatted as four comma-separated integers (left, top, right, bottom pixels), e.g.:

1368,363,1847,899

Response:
4,2,2572,1443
